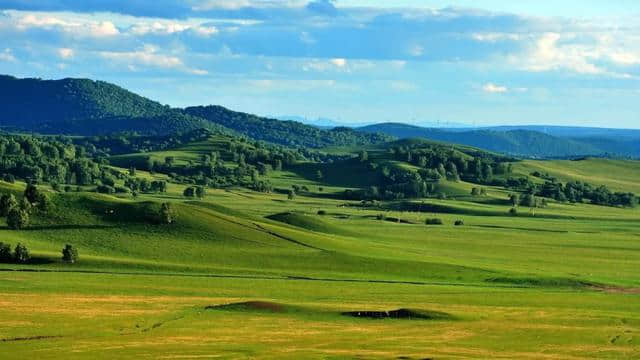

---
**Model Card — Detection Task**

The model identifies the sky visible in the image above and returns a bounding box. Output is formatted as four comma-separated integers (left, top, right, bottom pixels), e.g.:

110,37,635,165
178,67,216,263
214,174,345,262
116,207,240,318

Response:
0,1,639,128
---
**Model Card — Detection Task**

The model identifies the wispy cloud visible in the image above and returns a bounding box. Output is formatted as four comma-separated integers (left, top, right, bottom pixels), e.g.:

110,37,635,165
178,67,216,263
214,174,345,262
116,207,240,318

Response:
482,82,508,93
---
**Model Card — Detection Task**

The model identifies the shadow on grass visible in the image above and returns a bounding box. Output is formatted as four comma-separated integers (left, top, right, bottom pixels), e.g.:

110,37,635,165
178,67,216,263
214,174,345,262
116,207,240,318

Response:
0,225,116,231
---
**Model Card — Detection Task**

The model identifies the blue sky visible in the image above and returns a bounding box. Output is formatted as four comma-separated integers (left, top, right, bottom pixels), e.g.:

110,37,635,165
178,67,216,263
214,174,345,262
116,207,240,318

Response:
0,1,639,128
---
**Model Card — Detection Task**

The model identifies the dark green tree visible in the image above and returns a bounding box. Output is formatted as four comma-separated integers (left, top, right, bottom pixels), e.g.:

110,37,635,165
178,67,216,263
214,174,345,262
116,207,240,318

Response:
7,207,29,230
62,244,78,264
13,243,30,263
0,194,17,217
159,202,175,224
0,242,11,262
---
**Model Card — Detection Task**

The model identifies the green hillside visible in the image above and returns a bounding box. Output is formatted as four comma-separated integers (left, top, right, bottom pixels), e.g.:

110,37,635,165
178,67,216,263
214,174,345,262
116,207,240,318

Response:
514,157,640,193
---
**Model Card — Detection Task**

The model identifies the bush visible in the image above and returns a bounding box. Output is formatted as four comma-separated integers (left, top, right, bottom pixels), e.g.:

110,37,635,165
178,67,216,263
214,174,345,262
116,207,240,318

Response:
376,213,386,221
454,220,464,226
96,184,115,194
425,218,444,225
62,244,78,264
13,243,30,263
509,207,518,216
317,210,327,215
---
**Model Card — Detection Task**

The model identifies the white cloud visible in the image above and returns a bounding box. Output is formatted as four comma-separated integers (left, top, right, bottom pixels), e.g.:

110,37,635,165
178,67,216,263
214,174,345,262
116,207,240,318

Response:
472,32,523,42
99,44,208,75
129,21,218,37
15,14,119,37
0,48,16,62
100,44,183,68
330,58,346,67
58,48,74,59
483,83,508,93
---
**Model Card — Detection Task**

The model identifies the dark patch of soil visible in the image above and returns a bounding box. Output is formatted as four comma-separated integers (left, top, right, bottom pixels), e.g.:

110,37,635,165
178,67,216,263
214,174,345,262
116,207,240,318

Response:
1,335,62,342
342,308,452,320
205,301,286,313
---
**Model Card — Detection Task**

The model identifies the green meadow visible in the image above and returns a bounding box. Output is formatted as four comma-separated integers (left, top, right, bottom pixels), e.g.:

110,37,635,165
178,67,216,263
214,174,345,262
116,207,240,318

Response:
1,155,639,359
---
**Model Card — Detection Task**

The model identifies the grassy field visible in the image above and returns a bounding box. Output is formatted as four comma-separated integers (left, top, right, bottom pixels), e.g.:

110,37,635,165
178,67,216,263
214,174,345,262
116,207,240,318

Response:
1,155,640,358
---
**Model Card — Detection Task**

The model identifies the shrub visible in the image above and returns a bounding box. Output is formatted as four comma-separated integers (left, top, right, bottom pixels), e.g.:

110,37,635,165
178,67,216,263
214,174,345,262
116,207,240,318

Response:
509,207,518,216
160,203,175,224
0,242,12,262
376,213,386,221
425,218,444,225
13,243,30,263
317,210,327,215
454,220,464,226
62,244,78,264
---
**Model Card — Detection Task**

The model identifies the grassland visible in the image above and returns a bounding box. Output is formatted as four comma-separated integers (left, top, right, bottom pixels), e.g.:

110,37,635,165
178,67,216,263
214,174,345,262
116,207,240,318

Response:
1,152,639,358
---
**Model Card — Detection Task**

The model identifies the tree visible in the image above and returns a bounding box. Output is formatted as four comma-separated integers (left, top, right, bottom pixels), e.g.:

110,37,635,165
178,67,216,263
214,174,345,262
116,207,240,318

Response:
509,194,520,207
358,150,368,162
62,244,78,264
0,242,11,262
160,203,174,224
13,243,29,263
183,187,195,197
24,183,39,204
287,189,296,200
0,194,17,217
316,170,323,180
195,186,206,198
471,188,480,196
7,208,29,230
129,166,136,176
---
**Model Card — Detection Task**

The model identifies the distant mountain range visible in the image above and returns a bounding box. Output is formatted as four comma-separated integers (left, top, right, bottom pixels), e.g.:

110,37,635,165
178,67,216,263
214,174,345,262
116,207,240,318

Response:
1,74,638,158
358,123,640,158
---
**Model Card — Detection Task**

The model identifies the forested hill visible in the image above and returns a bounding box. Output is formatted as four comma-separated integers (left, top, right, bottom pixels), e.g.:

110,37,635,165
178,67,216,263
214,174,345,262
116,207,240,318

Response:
0,75,228,136
358,123,640,158
0,75,392,148
184,105,393,148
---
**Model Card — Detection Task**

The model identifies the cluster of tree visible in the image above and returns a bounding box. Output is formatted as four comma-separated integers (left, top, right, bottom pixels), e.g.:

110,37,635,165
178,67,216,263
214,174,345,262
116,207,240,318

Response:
0,134,128,191
507,177,637,208
0,184,49,230
183,186,206,198
0,242,30,263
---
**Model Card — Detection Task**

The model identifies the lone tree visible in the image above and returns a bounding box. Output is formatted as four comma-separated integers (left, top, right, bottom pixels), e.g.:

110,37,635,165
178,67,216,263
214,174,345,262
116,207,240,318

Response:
24,183,40,204
183,187,195,197
13,243,30,263
195,186,206,199
159,203,175,224
287,189,296,200
7,207,29,230
0,194,18,216
62,244,78,264
0,242,12,262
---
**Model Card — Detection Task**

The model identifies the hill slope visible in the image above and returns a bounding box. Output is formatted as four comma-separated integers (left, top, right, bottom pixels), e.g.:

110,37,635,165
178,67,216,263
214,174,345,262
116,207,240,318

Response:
184,105,394,148
0,75,228,136
359,122,639,158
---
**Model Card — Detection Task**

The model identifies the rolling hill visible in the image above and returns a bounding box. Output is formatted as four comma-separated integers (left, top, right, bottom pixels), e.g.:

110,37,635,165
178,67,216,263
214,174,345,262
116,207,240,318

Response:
0,75,393,148
358,122,640,158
